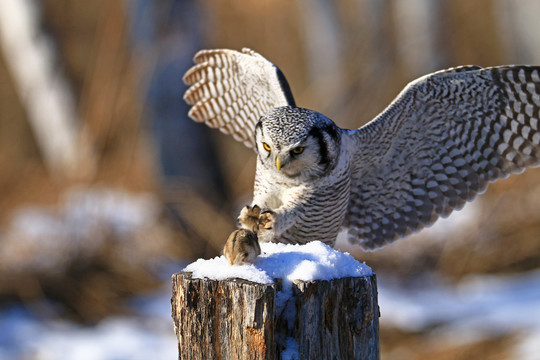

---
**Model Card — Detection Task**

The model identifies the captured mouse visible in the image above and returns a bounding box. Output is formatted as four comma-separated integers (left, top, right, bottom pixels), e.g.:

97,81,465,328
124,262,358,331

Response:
223,229,261,265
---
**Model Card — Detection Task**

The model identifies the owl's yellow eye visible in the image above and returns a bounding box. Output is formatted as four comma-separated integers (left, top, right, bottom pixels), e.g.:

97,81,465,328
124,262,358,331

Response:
292,146,304,155
263,142,271,152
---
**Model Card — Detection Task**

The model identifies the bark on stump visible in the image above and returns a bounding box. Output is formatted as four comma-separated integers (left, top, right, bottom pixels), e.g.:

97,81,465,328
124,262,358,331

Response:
171,271,379,360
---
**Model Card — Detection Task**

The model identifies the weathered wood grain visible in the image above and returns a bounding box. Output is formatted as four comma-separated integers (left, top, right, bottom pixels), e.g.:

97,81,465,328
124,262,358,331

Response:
293,276,379,359
171,271,379,360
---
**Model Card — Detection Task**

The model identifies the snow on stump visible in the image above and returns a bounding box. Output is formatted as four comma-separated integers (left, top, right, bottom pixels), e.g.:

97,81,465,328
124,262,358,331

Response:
171,242,380,360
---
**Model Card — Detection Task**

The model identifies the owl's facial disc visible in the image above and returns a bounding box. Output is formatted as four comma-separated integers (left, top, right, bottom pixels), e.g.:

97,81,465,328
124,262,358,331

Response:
258,136,321,178
275,145,303,171
255,106,340,179
281,137,322,177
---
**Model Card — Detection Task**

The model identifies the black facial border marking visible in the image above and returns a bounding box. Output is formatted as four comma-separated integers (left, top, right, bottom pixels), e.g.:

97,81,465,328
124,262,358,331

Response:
308,124,338,168
308,126,329,167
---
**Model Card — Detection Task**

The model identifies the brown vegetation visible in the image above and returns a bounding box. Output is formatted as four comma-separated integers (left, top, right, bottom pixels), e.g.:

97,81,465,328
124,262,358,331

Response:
0,0,539,357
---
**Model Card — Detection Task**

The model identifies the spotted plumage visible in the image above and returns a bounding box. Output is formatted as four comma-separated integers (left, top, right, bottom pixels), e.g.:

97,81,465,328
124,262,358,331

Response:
183,48,540,250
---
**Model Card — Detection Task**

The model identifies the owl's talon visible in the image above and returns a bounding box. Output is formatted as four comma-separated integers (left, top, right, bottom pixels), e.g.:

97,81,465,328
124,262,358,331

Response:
238,205,262,232
258,210,275,230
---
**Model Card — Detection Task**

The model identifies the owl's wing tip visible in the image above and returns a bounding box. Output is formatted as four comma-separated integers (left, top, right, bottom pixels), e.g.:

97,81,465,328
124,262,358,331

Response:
183,48,296,148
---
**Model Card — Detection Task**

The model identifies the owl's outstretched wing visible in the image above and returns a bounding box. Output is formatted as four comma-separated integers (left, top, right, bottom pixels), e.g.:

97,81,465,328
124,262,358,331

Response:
183,48,295,148
345,65,540,250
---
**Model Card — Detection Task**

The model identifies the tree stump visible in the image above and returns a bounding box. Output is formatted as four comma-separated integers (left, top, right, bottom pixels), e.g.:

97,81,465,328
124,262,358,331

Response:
171,271,379,360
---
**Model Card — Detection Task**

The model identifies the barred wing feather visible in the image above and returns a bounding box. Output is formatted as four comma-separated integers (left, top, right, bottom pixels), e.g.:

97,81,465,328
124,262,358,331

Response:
183,48,295,148
346,66,540,249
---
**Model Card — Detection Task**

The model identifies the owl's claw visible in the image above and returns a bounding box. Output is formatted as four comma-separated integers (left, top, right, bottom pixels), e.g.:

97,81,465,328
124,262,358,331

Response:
258,210,275,230
238,205,262,232
239,206,276,242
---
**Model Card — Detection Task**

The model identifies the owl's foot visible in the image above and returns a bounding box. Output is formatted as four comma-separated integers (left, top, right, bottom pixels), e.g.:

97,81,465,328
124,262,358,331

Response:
257,210,276,242
238,205,262,232
258,210,275,230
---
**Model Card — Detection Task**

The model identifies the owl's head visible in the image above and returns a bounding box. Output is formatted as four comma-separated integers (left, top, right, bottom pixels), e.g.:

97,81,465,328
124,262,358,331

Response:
254,107,341,179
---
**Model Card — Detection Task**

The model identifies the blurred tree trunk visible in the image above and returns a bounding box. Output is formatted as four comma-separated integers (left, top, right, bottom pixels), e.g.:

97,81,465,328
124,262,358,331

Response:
129,0,227,202
393,0,447,76
295,0,344,114
0,0,96,180
495,0,540,63
129,0,233,256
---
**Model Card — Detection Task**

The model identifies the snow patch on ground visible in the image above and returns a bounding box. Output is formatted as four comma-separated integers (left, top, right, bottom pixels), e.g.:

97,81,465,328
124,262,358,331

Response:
0,287,177,360
0,186,163,274
378,269,540,360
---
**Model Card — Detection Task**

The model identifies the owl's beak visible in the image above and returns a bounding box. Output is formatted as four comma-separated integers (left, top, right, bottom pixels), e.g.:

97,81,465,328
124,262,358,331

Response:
275,156,282,171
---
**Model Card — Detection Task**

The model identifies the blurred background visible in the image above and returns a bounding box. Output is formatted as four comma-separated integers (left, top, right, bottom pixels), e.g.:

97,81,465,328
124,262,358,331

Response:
0,0,539,359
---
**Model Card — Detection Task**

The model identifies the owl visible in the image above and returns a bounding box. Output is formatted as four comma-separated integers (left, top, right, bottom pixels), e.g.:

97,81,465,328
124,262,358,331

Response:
183,48,540,250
